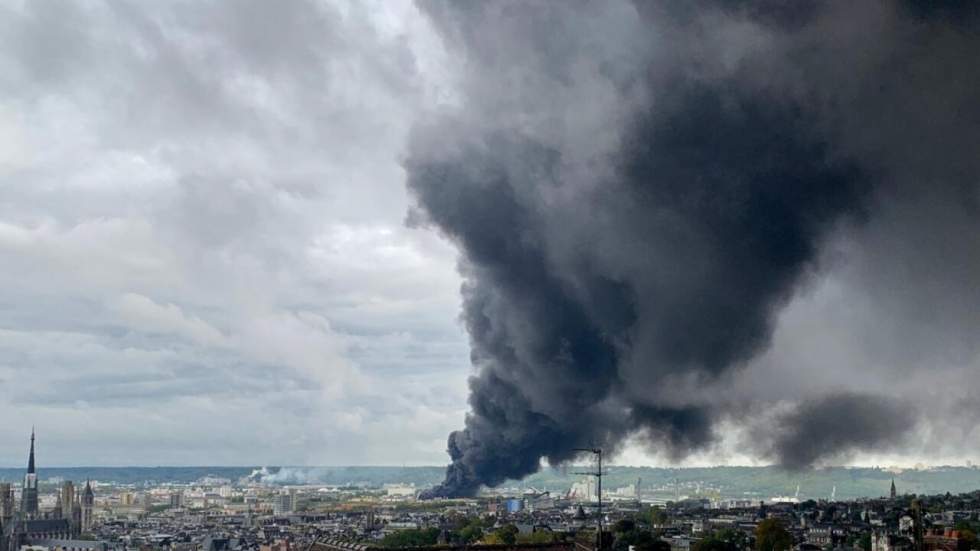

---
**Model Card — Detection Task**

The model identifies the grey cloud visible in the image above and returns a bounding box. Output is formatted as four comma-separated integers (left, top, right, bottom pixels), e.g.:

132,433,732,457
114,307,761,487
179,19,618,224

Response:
408,0,980,496
0,0,467,467
1,0,977,474
762,394,916,469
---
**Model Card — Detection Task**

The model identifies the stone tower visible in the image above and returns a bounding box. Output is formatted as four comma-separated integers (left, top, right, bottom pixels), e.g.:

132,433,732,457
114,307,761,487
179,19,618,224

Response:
20,430,38,519
0,483,13,524
81,480,94,532
61,481,75,519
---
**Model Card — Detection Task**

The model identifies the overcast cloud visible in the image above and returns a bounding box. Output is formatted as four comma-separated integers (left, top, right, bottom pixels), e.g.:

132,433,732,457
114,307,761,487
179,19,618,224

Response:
0,0,470,466
1,0,978,470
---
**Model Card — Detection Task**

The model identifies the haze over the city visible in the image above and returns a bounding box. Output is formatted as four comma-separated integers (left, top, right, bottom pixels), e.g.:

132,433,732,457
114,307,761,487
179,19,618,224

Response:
1,0,978,483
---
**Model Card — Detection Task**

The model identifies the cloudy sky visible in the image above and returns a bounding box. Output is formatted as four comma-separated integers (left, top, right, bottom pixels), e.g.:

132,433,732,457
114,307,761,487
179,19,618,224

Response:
0,0,472,466
1,0,978,471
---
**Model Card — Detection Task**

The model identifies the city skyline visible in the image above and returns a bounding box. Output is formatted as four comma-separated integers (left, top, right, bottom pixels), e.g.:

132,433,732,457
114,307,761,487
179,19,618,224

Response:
3,425,978,551
3,429,980,503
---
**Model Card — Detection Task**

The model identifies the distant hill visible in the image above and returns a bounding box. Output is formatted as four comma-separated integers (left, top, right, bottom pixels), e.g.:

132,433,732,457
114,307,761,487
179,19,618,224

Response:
1,465,978,500
515,465,980,500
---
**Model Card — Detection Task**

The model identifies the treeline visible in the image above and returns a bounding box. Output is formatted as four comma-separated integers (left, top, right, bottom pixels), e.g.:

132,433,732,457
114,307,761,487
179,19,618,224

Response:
377,510,785,551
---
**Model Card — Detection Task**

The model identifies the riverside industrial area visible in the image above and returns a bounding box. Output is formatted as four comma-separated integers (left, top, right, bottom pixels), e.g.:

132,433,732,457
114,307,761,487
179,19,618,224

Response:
3,435,980,551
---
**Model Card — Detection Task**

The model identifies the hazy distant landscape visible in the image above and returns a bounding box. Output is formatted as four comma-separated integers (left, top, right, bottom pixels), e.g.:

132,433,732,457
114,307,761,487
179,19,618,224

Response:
3,465,980,501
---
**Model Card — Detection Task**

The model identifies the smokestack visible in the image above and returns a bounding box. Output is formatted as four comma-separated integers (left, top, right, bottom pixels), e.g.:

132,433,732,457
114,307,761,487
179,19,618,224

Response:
408,1,980,498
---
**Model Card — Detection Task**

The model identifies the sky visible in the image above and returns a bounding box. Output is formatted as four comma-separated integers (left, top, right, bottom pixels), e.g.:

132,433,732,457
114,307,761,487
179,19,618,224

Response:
0,0,471,466
1,0,978,471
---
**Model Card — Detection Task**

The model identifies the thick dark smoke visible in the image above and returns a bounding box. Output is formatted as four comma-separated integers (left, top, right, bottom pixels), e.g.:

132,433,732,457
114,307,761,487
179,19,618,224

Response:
766,393,915,470
407,1,980,498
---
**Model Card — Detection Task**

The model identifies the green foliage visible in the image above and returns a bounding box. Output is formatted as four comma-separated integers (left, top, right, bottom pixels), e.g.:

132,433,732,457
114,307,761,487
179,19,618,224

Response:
459,523,484,544
695,538,737,551
755,519,792,551
649,506,668,527
448,516,489,544
615,519,638,534
379,528,440,548
613,524,669,551
953,524,976,551
857,532,871,551
954,520,979,543
717,528,749,550
518,531,557,544
696,529,749,551
484,524,519,545
645,540,671,551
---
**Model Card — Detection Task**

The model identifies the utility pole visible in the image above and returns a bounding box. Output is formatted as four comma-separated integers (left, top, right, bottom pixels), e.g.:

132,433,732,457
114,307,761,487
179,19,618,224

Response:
573,447,603,551
911,499,924,551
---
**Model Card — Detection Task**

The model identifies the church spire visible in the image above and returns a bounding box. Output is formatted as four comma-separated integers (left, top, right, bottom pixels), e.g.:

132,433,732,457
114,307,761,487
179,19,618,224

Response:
22,427,39,518
27,427,35,474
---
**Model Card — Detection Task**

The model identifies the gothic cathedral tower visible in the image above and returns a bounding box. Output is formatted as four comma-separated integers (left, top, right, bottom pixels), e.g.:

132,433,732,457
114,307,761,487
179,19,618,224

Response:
81,480,94,532
20,430,38,519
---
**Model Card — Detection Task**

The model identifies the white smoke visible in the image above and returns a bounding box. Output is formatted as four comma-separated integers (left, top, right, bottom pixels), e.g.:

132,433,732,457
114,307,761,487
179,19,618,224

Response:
242,467,334,485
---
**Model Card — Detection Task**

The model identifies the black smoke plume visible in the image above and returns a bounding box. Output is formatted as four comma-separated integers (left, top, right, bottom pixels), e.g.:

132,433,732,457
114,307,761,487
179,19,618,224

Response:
407,1,980,498
767,393,915,470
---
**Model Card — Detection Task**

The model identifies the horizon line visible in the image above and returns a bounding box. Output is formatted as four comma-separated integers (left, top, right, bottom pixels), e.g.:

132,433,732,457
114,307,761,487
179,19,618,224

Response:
0,463,974,470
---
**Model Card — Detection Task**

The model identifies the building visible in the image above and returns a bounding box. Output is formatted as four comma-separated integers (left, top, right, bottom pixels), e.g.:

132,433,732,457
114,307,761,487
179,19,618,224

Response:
872,531,913,551
23,539,108,551
384,484,417,499
61,483,74,517
21,430,39,519
923,528,969,551
80,481,94,533
260,540,290,551
0,484,13,525
311,542,574,551
274,489,296,515
570,476,598,502
2,430,94,551
806,525,846,548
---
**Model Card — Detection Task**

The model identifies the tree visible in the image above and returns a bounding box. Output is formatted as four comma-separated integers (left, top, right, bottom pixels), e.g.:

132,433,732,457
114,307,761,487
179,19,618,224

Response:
755,519,792,551
717,528,749,550
954,520,978,542
459,524,484,544
696,529,749,551
694,536,737,551
649,507,668,527
615,519,637,534
380,528,440,548
518,531,557,544
612,524,670,551
485,524,519,545
952,522,976,551
856,532,871,551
